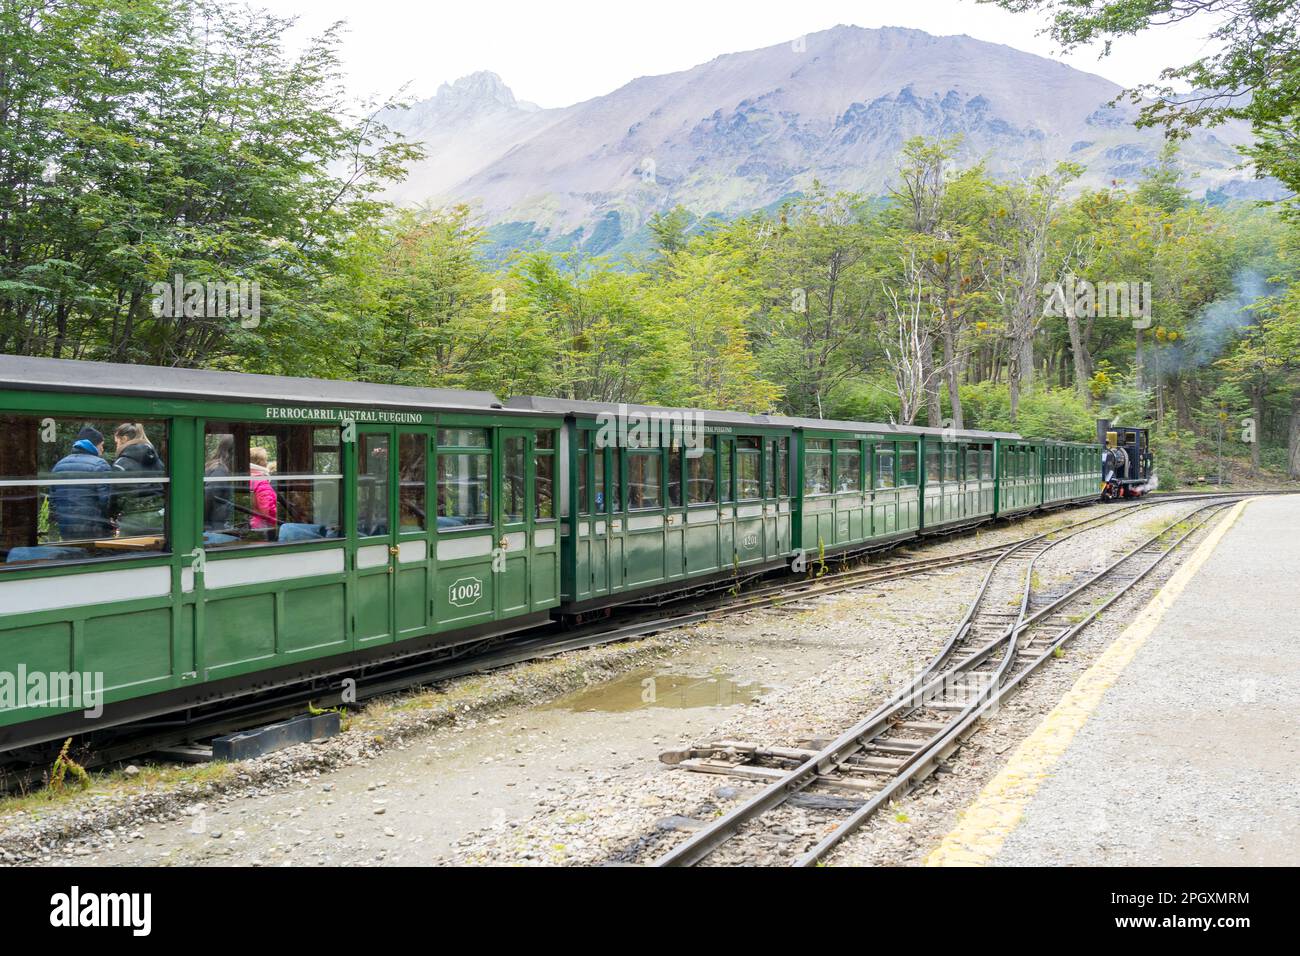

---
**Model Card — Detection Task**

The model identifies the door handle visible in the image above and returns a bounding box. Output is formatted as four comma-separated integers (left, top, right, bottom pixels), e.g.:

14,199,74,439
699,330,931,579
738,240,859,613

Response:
498,536,509,550
389,546,400,556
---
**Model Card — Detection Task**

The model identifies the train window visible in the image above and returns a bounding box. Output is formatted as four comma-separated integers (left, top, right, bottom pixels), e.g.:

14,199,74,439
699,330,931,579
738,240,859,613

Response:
835,441,861,493
966,447,981,481
356,433,390,537
759,440,771,498
719,438,734,503
687,436,717,504
874,444,896,489
609,450,622,513
205,422,340,548
436,434,491,530
943,447,958,481
534,429,555,450
736,437,761,500
0,415,171,568
925,445,941,483
803,439,831,496
668,446,683,508
776,437,790,497
437,428,488,448
899,447,918,487
628,450,662,510
502,435,526,523
534,454,555,521
592,447,606,514
981,448,994,480
577,431,590,515
398,433,426,533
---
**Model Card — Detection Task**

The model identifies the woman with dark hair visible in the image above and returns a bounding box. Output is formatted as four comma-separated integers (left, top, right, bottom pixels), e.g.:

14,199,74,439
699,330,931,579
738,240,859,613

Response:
204,434,236,531
111,423,166,535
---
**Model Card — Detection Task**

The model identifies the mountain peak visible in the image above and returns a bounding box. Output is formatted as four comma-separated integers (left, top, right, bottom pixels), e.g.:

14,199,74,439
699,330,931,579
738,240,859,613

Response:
435,71,520,109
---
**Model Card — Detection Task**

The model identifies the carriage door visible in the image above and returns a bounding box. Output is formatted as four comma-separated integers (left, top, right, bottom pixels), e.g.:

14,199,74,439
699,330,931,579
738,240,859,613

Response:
497,428,532,617
353,425,431,646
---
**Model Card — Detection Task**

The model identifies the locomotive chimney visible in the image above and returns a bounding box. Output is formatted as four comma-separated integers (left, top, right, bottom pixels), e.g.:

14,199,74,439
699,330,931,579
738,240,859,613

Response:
1096,419,1111,445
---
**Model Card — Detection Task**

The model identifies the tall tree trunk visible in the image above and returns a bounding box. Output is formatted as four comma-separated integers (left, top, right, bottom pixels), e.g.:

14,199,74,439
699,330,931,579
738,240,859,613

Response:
921,345,941,427
1065,309,1092,401
941,311,963,430
1008,340,1021,422
1134,328,1145,392
1288,393,1300,481
1250,381,1264,477
1169,373,1193,431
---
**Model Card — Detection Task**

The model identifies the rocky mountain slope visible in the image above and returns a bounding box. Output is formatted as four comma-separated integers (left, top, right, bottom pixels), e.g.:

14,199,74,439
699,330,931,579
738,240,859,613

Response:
383,25,1274,255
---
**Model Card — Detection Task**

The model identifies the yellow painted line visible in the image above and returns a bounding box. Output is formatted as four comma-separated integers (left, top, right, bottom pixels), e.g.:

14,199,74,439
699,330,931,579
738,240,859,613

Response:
924,498,1254,867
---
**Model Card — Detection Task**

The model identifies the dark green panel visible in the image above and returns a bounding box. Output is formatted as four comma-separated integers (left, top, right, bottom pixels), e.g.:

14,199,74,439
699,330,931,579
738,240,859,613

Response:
530,552,557,607
395,566,428,636
84,608,172,689
282,583,347,652
354,573,391,644
0,620,74,679
436,562,494,628
205,594,276,670
734,518,764,565
499,555,528,615
626,532,663,587
685,523,719,575
175,604,195,675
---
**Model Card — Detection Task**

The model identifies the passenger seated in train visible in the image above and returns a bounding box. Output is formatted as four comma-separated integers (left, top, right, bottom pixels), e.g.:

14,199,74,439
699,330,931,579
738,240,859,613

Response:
110,422,166,535
49,426,113,542
248,446,278,531
204,434,236,530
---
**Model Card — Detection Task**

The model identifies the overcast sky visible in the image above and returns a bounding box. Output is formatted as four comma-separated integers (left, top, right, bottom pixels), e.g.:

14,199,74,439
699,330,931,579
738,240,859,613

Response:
252,0,1220,108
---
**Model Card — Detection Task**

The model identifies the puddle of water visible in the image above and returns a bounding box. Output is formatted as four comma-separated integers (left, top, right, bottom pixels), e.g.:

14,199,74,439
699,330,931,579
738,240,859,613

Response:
544,667,772,713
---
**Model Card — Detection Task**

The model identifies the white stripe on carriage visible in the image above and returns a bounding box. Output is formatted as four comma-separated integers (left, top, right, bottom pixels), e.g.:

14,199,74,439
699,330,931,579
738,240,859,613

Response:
688,509,717,524
398,540,427,564
534,528,556,547
436,535,492,560
204,548,344,589
356,545,389,570
736,504,764,518
0,477,171,487
627,514,664,531
0,565,171,616
202,474,340,482
504,532,526,551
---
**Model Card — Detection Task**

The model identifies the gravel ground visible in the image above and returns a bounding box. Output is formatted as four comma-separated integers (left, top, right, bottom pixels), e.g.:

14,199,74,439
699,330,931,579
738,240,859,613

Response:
1,499,1232,867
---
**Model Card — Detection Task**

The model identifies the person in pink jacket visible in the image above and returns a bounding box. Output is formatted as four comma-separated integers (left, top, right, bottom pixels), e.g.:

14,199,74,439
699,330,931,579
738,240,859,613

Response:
249,446,278,531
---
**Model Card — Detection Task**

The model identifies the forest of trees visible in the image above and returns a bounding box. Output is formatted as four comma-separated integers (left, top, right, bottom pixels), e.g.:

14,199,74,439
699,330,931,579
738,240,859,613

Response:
3,0,1299,486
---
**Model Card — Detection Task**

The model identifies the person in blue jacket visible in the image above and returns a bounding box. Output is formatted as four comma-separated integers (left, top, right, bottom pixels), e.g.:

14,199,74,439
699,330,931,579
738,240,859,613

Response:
49,426,113,541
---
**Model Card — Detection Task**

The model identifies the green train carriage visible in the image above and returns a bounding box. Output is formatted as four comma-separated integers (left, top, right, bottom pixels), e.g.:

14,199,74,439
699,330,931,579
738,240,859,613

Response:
505,398,798,610
0,357,563,751
767,417,926,556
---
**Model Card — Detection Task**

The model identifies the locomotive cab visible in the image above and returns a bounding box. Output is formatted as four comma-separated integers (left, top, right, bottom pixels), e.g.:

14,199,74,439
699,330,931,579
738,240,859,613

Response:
1098,419,1154,499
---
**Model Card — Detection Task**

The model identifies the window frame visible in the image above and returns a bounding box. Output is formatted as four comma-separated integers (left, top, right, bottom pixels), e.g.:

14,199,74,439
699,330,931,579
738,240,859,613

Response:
435,427,494,532
0,412,176,572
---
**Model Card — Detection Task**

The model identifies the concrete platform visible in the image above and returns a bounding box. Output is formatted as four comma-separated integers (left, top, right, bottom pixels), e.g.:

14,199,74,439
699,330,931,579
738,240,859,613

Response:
932,494,1300,866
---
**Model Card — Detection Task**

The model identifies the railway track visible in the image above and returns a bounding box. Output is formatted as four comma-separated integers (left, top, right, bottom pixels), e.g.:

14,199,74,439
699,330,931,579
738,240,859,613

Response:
0,492,1263,794
650,495,1243,867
